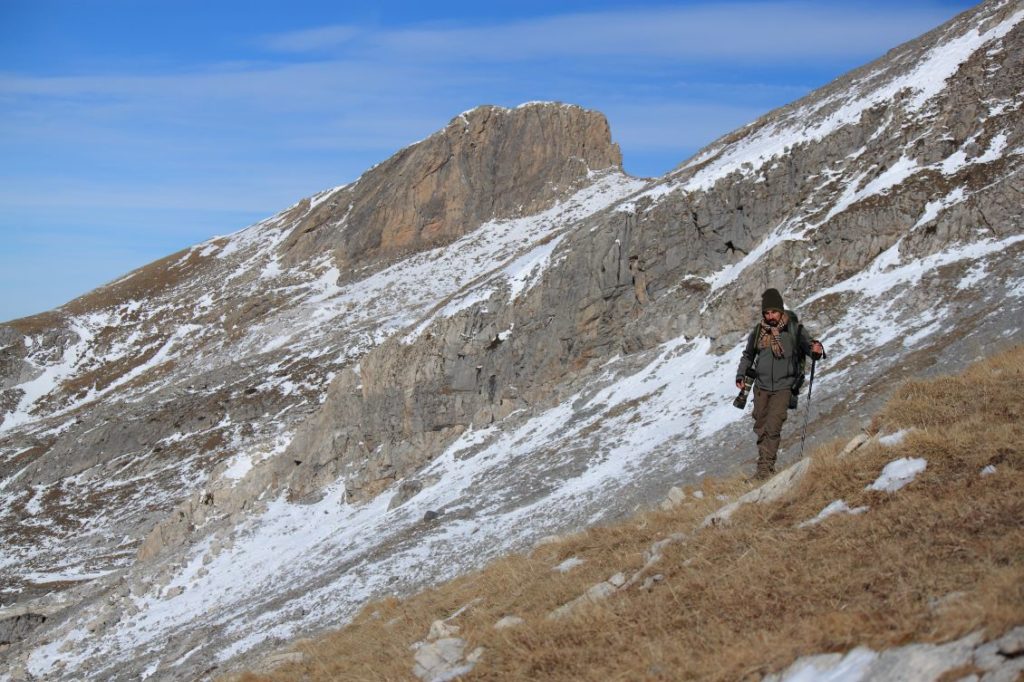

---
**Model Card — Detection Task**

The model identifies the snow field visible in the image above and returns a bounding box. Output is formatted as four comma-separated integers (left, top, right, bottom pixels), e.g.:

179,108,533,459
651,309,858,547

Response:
675,6,1024,194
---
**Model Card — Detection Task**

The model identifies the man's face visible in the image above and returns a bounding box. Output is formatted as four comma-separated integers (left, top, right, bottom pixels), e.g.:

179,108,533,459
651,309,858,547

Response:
763,309,783,326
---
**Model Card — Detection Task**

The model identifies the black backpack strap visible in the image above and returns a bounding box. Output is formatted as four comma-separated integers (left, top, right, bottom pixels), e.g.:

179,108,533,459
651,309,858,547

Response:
739,324,762,379
748,324,762,365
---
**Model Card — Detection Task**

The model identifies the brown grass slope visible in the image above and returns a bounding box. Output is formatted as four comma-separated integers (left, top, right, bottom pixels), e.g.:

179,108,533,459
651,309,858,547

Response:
237,345,1023,681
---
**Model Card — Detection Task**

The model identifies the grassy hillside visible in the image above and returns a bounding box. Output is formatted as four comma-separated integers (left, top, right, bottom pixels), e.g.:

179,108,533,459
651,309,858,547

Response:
235,345,1023,681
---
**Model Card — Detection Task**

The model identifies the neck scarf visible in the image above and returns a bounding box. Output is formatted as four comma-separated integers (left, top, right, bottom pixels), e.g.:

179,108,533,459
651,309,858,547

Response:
758,312,790,358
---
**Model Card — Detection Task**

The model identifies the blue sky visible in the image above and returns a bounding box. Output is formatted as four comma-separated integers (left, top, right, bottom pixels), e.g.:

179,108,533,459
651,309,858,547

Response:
0,0,976,322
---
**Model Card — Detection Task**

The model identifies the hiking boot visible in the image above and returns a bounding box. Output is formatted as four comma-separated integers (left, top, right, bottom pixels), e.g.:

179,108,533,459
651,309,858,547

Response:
754,461,776,480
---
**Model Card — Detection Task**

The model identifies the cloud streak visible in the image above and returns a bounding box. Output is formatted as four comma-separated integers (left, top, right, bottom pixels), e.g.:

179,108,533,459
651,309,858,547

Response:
264,2,958,62
263,24,361,53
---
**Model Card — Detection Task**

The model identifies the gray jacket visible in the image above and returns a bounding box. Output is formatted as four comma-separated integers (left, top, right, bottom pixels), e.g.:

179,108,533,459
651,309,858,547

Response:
736,315,814,392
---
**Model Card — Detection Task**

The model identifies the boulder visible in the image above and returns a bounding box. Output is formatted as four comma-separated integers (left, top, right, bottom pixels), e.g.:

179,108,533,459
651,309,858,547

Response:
702,459,811,527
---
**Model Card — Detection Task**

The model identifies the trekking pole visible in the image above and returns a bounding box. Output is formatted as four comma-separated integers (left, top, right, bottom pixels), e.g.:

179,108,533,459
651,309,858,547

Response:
798,356,817,459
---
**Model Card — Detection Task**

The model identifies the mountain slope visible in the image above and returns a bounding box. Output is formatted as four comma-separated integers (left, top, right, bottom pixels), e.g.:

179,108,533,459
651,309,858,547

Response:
236,346,1024,681
2,1,1023,679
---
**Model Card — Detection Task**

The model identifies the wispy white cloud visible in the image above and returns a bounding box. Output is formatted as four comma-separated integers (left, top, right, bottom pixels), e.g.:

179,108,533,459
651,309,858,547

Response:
1,60,432,106
0,180,294,215
263,24,360,53
263,3,958,62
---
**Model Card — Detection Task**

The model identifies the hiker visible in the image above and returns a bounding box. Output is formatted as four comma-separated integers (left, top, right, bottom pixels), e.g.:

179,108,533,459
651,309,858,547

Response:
735,288,824,480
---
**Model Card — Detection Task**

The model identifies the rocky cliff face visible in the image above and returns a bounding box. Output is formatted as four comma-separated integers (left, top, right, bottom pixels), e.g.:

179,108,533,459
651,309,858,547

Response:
2,2,1023,680
279,104,622,269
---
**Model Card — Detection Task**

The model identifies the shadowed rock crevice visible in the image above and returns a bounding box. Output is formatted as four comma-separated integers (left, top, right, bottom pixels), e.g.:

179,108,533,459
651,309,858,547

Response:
0,611,48,647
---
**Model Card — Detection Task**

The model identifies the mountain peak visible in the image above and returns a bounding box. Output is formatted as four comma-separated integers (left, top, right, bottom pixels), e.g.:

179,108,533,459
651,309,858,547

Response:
279,102,623,269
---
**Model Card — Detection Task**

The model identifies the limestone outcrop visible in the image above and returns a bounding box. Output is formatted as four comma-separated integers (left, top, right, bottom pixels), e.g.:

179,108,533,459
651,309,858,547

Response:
279,103,623,269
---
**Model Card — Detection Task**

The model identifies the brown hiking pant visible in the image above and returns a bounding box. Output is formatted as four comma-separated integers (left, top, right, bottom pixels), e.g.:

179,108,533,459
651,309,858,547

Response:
752,386,790,477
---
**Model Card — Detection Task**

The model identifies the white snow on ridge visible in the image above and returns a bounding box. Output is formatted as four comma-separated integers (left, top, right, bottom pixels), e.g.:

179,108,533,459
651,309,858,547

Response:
504,232,568,300
365,170,646,346
940,131,1013,175
706,221,803,294
803,234,1024,306
914,187,967,228
821,156,920,225
0,318,95,433
702,138,1009,297
252,171,643,357
678,7,1024,193
308,183,348,211
216,209,293,261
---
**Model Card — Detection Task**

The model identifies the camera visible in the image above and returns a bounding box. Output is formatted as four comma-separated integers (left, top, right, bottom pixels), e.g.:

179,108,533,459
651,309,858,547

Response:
733,370,756,409
789,373,805,410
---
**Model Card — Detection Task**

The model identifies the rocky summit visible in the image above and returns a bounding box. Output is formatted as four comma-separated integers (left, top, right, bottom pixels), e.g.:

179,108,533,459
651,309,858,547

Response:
1,1,1023,679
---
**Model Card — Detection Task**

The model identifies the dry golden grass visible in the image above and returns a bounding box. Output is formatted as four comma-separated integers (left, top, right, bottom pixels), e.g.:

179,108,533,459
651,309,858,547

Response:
235,345,1023,682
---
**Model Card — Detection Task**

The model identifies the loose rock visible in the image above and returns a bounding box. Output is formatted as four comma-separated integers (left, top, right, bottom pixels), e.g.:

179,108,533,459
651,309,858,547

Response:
493,615,525,630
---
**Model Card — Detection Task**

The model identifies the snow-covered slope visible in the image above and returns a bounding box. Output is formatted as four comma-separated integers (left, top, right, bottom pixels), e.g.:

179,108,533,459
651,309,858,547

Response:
2,2,1023,679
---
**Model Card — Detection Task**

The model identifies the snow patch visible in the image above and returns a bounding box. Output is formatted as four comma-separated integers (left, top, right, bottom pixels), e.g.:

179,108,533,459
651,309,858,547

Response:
308,184,348,211
23,485,46,515
867,458,927,492
823,156,919,224
798,500,869,528
804,234,1024,306
706,221,805,293
957,260,988,290
504,233,567,300
914,187,966,228
876,430,909,446
22,569,115,584
221,454,254,481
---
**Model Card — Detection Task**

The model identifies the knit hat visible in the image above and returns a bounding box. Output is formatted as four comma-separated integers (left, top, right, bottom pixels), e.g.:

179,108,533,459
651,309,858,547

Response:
761,288,785,313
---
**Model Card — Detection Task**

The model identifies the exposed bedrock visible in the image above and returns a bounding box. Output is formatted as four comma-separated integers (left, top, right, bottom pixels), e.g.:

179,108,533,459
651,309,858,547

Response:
279,103,623,270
